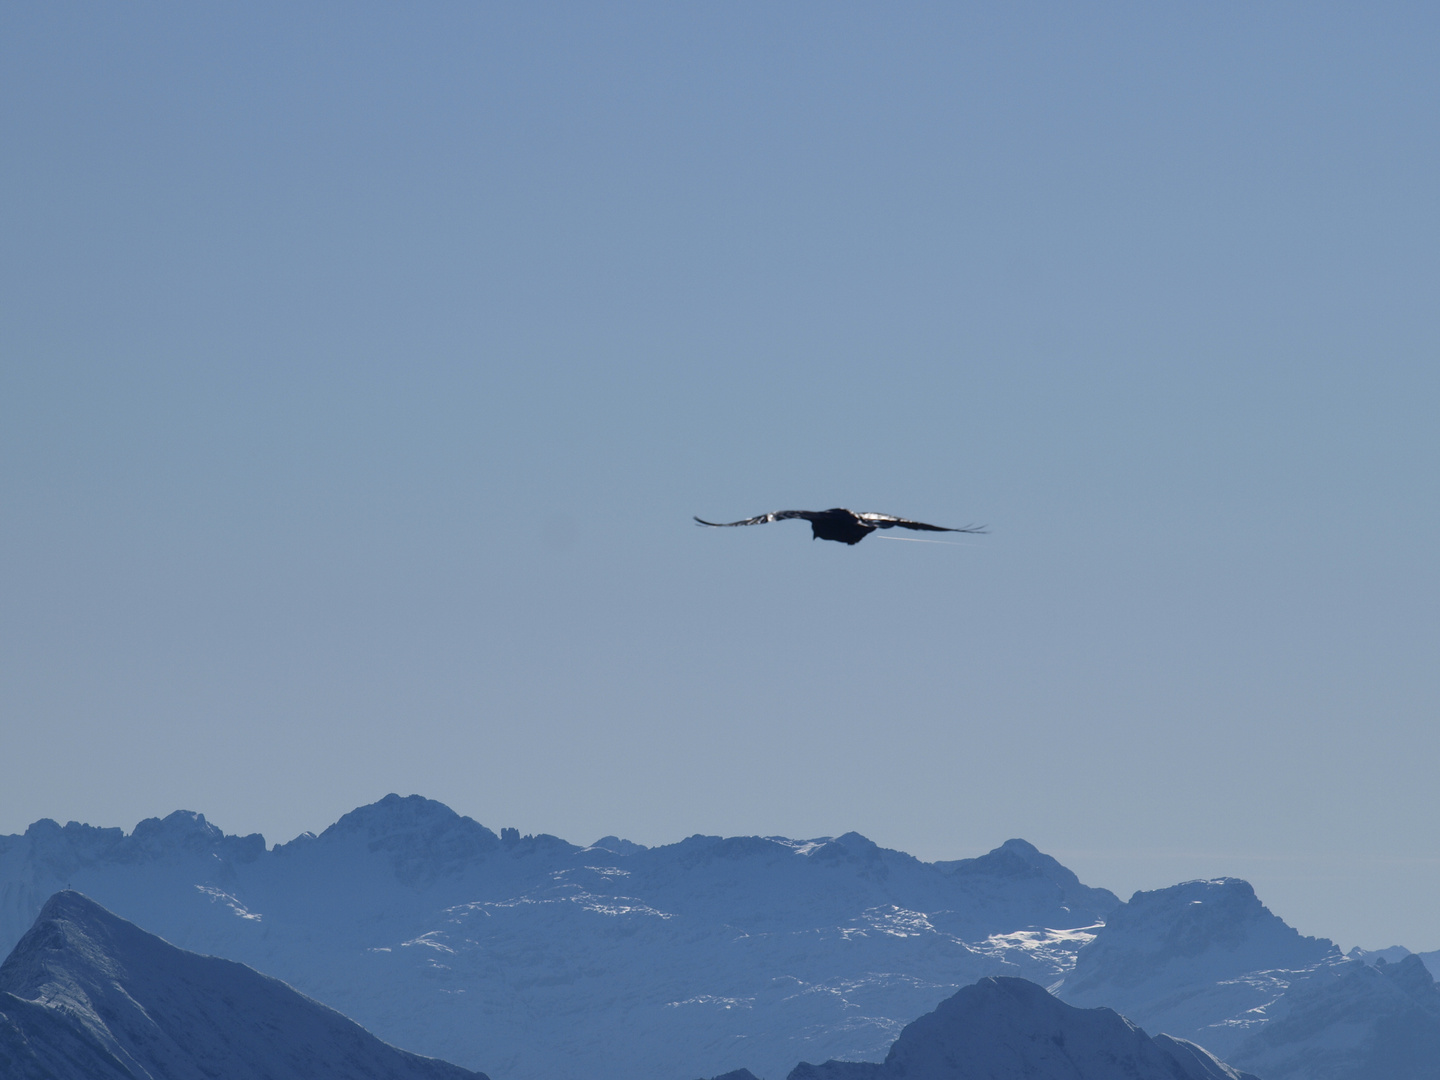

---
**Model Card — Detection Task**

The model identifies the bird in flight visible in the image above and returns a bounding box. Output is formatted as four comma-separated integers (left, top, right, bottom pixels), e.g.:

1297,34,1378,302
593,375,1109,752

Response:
693,508,987,546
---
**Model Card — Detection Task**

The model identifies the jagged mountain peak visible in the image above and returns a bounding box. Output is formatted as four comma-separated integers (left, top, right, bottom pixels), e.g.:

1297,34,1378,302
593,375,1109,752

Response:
1094,877,1334,964
1138,875,1255,903
126,810,265,861
1056,875,1350,1073
1381,952,1439,996
22,818,124,845
1372,951,1434,990
11,812,264,879
1349,944,1413,967
0,890,128,995
10,818,127,871
0,891,488,1080
1064,876,1337,1004
931,840,1121,925
1228,951,1440,1080
131,809,220,841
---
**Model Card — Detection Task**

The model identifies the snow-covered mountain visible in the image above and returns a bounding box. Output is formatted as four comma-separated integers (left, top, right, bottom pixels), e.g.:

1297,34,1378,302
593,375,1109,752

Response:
0,890,487,1080
1057,877,1440,1079
1060,877,1338,1037
1229,953,1440,1080
0,795,1119,1080
6,796,1437,1080
784,976,1260,1080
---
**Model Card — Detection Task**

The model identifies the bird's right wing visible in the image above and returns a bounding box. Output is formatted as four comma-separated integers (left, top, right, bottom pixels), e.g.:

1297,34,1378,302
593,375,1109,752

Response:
694,511,814,527
856,513,988,534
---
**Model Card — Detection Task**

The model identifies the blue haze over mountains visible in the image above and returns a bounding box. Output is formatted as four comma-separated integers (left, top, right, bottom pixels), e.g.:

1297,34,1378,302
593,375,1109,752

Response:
0,894,1245,1080
4,795,1439,1080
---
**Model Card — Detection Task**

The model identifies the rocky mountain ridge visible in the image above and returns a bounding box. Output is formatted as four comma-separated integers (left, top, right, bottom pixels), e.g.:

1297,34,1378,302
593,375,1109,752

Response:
0,890,486,1080
3,795,1438,1080
785,975,1260,1080
1056,877,1440,1080
0,795,1119,1080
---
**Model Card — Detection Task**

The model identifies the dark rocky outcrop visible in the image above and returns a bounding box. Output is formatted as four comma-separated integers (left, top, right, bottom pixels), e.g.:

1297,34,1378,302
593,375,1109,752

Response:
788,976,1258,1080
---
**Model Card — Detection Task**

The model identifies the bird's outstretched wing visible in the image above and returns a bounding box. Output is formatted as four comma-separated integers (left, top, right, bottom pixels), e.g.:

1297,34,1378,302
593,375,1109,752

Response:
856,513,988,534
693,511,815,527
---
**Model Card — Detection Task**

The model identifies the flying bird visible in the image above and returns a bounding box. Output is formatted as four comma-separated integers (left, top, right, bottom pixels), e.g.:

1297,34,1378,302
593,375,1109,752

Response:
693,508,987,546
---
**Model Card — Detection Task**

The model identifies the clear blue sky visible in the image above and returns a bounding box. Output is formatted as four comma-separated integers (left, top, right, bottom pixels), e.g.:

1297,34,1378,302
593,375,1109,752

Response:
2,3,1437,951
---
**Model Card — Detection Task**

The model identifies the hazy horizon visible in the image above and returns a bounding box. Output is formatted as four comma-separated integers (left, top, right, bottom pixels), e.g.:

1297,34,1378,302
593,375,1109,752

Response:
5,791,1429,955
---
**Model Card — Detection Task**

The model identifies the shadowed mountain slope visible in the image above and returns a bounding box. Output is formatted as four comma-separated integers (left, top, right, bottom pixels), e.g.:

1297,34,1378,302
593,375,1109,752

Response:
0,891,488,1080
786,976,1259,1080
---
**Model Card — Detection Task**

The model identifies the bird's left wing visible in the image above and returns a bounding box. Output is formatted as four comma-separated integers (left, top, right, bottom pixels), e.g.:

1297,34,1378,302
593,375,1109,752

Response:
694,511,813,527
856,513,988,534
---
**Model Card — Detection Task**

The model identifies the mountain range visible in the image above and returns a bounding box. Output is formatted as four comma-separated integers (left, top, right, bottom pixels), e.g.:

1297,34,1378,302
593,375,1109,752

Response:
1,894,1257,1080
2,794,1436,1080
0,795,1119,1079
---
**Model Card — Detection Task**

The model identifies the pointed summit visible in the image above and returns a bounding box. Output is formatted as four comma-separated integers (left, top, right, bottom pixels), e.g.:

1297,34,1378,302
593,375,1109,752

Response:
0,891,488,1080
932,839,1121,932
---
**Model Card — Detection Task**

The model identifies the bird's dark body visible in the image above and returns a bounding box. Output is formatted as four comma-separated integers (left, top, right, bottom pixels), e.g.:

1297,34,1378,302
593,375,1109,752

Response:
804,508,881,545
693,507,986,545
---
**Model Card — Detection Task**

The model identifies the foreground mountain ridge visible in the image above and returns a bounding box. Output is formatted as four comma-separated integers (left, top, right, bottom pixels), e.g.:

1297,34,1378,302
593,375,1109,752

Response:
784,975,1261,1080
0,890,487,1080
